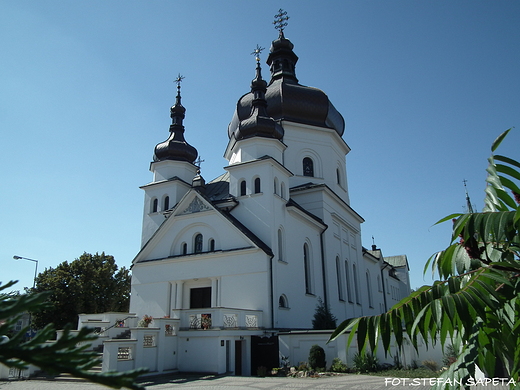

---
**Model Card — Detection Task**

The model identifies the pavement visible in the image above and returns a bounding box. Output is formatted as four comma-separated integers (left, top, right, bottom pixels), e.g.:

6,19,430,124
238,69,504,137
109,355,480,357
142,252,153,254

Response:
0,373,512,390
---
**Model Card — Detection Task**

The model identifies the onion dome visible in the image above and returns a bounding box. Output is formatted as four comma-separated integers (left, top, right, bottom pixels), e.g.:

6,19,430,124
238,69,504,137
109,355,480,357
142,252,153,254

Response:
228,28,345,139
154,76,198,163
234,49,284,141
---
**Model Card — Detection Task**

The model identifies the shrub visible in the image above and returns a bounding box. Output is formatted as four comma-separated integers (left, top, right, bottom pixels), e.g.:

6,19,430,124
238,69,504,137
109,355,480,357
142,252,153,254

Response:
353,351,379,373
422,359,439,372
330,357,348,373
308,345,326,370
442,344,458,367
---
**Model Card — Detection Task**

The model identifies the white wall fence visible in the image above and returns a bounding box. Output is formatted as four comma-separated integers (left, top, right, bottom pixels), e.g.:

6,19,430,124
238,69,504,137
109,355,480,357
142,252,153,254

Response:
278,330,445,370
102,318,179,374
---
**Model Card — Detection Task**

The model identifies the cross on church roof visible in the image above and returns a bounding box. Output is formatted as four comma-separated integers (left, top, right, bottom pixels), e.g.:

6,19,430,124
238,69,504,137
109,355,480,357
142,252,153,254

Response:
194,156,205,169
174,73,185,89
251,44,265,63
273,9,289,34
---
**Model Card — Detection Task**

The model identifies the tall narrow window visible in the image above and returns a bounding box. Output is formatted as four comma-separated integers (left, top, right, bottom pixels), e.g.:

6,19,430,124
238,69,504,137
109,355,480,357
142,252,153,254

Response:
281,182,286,199
254,177,261,194
303,157,314,177
274,178,278,195
336,257,344,300
366,271,373,308
194,234,203,253
152,198,158,213
345,261,352,302
304,243,312,294
209,239,215,251
182,242,187,255
240,180,246,196
336,168,341,185
277,229,284,262
164,196,170,210
353,264,360,304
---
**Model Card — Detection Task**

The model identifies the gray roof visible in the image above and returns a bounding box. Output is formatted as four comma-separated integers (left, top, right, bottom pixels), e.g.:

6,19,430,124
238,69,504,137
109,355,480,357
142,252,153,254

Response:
385,255,409,269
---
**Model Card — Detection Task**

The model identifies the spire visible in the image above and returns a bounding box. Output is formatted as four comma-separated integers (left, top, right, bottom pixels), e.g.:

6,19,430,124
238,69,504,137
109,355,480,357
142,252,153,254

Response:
251,45,268,113
154,74,198,163
234,46,283,141
267,9,298,83
463,179,475,213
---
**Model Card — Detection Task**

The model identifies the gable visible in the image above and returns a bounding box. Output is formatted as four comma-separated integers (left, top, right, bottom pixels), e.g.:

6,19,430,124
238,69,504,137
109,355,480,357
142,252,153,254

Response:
132,190,271,265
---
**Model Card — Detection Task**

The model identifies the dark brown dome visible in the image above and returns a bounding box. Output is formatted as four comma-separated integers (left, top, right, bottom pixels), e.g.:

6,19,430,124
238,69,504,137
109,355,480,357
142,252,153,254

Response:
228,32,344,139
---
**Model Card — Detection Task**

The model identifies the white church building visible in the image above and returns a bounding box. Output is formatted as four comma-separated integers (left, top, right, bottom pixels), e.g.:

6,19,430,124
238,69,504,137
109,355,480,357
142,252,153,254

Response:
76,17,411,376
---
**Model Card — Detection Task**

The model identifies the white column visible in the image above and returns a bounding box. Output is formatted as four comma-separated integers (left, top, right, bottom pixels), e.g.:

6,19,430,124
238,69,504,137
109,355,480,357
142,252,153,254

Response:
211,278,218,307
176,281,184,309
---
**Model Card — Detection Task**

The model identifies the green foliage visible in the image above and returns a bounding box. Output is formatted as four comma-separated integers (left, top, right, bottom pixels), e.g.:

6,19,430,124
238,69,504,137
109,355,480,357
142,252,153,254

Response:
330,129,520,388
329,357,348,373
31,252,130,330
308,344,326,370
312,297,337,330
352,351,379,373
0,280,146,389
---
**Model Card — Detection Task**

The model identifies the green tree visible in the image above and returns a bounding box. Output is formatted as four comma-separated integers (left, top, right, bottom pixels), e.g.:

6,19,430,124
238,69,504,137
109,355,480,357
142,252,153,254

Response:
31,252,130,330
312,297,337,330
1,280,146,389
330,129,520,388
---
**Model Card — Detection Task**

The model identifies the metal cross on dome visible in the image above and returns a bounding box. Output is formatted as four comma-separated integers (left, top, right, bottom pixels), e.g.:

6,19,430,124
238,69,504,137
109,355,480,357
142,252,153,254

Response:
273,9,289,33
174,73,185,89
194,156,205,169
251,44,265,63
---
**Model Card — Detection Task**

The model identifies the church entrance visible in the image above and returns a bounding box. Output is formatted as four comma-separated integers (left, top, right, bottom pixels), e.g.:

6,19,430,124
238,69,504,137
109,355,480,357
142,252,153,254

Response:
190,287,211,308
235,340,243,375
251,335,279,376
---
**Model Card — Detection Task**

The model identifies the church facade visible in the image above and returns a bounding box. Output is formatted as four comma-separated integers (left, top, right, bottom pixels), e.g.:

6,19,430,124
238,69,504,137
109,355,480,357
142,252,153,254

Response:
78,18,411,376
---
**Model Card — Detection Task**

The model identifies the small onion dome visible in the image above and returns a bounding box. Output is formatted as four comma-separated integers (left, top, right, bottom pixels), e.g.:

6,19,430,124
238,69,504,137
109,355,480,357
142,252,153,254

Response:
154,87,198,163
235,60,284,141
228,33,344,139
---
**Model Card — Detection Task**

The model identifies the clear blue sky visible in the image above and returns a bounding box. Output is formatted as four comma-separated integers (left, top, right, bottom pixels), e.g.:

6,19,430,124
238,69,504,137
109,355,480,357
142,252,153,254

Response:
1,1,519,294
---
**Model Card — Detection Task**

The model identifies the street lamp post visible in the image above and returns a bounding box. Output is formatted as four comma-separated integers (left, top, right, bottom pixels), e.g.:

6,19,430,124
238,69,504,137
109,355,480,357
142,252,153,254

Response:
13,255,39,339
13,255,38,289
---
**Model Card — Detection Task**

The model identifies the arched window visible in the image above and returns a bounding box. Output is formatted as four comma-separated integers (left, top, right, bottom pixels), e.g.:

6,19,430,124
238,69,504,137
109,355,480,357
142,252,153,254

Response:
182,242,187,255
254,177,261,194
303,157,314,177
209,238,215,252
277,229,284,262
194,234,203,253
274,178,278,195
279,295,288,308
353,264,360,304
281,182,286,199
152,198,158,213
345,260,352,302
163,196,170,210
336,168,341,185
240,180,246,196
304,243,312,294
336,257,344,300
366,271,373,308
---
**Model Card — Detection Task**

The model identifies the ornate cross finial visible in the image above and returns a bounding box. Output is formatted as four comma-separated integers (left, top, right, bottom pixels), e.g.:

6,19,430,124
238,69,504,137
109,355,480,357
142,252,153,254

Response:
273,9,289,34
251,44,265,63
194,156,205,169
174,73,185,93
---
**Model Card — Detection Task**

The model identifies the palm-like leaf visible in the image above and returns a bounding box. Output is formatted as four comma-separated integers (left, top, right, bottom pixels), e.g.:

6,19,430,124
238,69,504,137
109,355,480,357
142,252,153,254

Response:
330,129,520,387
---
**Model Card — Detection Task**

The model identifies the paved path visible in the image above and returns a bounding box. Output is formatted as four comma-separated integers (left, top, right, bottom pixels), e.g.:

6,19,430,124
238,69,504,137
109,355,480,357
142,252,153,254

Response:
0,374,434,390
0,374,511,390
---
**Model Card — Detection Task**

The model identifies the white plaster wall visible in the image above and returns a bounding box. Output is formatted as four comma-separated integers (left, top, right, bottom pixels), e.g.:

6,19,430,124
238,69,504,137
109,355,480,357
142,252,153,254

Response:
282,122,350,205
